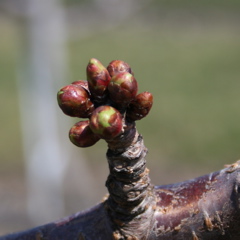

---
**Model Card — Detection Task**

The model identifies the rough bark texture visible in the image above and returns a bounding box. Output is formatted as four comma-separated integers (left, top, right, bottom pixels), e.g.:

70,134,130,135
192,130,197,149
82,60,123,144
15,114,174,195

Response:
1,123,240,240
105,123,157,239
154,161,240,239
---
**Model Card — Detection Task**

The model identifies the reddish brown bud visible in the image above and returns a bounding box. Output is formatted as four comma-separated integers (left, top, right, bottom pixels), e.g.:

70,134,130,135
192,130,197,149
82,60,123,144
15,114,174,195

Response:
57,84,94,118
86,58,111,103
89,106,123,140
71,80,89,93
108,72,138,106
69,120,100,148
107,60,133,77
126,91,153,121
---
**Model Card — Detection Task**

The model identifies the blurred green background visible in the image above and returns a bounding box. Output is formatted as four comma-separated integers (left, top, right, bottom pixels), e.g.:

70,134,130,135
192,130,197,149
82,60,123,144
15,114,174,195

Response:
0,0,240,235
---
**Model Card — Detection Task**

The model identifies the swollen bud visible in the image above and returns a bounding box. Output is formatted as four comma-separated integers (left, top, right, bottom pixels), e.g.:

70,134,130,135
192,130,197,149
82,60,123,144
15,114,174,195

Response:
89,106,123,140
126,91,153,121
107,60,133,77
86,58,111,103
57,84,94,118
108,72,138,106
71,80,89,93
69,120,100,148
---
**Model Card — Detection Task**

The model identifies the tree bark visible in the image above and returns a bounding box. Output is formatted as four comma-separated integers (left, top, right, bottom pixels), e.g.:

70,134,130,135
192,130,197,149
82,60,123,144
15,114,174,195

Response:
1,123,240,239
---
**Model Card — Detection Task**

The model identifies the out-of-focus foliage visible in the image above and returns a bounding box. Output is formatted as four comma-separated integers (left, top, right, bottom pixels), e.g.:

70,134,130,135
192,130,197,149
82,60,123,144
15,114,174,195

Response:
63,0,240,9
63,0,92,5
152,0,240,8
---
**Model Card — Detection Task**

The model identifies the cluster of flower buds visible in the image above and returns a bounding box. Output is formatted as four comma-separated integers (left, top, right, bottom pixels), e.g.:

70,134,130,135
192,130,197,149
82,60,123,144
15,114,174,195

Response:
57,58,153,148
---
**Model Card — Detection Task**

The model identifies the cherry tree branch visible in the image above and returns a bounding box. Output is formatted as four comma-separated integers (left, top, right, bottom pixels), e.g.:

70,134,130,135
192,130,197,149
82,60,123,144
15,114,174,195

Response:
1,133,240,239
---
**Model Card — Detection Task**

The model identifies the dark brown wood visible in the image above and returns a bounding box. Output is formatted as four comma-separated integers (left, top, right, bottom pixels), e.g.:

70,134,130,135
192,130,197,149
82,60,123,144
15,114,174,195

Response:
153,161,240,239
1,162,240,239
1,122,240,240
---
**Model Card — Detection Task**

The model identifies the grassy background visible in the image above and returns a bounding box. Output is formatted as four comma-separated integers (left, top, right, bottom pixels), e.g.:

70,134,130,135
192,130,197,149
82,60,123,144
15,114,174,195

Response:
0,1,240,235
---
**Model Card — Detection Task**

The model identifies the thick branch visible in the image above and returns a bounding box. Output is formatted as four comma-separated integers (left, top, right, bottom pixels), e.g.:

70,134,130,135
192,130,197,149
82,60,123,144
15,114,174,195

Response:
153,161,240,239
1,132,240,240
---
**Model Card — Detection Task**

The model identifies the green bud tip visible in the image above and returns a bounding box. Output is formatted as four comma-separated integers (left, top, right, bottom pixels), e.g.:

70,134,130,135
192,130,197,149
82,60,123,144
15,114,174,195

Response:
89,58,105,71
114,72,133,85
98,108,116,128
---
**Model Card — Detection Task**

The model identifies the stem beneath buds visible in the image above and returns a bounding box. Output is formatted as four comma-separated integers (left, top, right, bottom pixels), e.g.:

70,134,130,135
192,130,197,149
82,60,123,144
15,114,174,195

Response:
105,125,157,239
